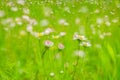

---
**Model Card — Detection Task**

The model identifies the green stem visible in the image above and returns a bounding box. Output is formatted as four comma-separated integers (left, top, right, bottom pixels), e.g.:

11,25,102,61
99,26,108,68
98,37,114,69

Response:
41,47,48,59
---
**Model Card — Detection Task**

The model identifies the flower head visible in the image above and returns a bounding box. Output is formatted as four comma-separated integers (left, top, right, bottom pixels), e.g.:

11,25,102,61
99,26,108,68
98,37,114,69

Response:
31,32,44,39
0,10,5,17
44,40,54,47
44,28,54,35
74,50,85,58
60,70,64,74
59,32,66,37
26,25,33,33
73,33,86,41
40,19,49,27
50,72,55,77
58,19,69,26
80,42,91,47
58,43,65,50
17,0,25,5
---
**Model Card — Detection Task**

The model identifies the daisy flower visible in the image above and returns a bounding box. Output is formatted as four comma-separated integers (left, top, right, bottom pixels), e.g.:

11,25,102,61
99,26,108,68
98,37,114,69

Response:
44,40,54,47
58,43,65,50
73,33,86,41
80,42,91,47
74,50,85,58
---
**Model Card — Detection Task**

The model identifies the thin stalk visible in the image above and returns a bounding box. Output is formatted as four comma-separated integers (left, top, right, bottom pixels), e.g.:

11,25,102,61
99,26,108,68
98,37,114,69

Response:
26,32,30,54
41,47,48,59
72,41,81,79
72,57,79,79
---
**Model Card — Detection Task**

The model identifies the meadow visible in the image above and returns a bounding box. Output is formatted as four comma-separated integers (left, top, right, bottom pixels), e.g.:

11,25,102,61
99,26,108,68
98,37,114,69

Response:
0,0,120,80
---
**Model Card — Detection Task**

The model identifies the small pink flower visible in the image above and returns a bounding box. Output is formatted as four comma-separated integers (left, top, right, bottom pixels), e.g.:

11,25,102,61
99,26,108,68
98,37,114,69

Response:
58,43,65,50
44,40,54,47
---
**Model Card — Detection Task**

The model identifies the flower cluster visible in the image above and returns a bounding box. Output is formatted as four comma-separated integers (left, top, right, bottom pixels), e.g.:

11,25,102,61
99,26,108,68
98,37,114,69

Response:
73,32,87,41
73,32,91,48
80,41,91,47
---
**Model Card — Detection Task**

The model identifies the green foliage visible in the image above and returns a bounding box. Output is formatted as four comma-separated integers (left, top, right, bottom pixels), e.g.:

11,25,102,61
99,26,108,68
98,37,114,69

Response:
0,0,120,80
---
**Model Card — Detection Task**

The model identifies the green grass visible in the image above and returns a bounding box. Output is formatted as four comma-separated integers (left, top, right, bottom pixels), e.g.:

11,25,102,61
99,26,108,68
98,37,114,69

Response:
0,0,120,80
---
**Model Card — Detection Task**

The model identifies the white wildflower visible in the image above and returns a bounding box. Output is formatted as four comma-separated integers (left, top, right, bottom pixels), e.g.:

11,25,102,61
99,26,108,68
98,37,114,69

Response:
15,17,22,25
64,6,71,13
11,6,18,12
9,22,16,28
40,19,49,27
80,42,91,47
0,10,5,17
17,0,25,5
94,9,100,13
22,15,30,21
96,18,103,24
112,18,118,23
79,6,88,13
29,19,37,25
58,19,69,26
75,18,80,24
54,53,61,60
99,34,104,39
105,21,111,26
43,7,53,17
31,32,44,38
74,50,85,58
50,72,55,77
19,30,26,36
59,32,66,37
31,32,39,38
26,25,33,32
73,33,86,41
44,28,53,35
7,2,13,7
23,8,30,14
